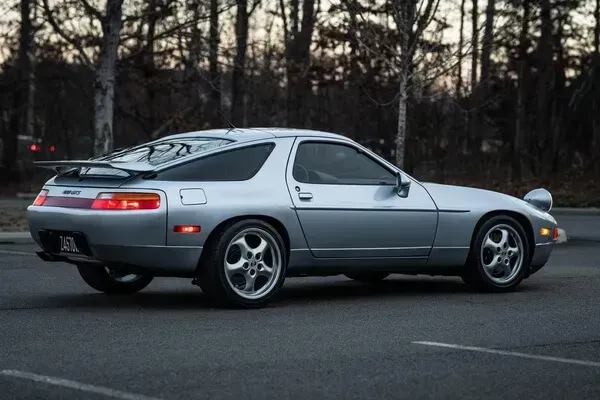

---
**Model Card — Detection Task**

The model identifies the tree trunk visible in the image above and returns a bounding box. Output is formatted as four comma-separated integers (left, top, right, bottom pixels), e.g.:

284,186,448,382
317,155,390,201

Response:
92,0,124,156
286,0,316,128
2,0,33,183
208,0,221,127
593,0,600,157
467,0,479,153
513,0,530,180
143,0,157,133
470,0,479,92
535,0,552,172
457,0,466,97
480,0,495,86
395,73,408,170
231,0,248,126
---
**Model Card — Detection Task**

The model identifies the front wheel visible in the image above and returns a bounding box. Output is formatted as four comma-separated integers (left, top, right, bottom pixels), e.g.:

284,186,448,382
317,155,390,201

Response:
462,215,530,292
197,219,288,309
77,264,154,294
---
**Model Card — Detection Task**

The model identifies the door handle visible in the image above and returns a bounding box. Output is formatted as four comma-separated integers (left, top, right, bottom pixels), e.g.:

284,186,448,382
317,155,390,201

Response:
298,192,313,200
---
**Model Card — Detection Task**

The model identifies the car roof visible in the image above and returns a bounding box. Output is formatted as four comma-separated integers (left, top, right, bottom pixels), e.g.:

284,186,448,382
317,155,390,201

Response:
164,127,353,143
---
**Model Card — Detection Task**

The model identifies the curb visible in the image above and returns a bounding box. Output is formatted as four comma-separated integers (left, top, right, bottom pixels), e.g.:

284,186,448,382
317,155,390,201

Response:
551,207,600,216
16,192,37,200
0,232,34,244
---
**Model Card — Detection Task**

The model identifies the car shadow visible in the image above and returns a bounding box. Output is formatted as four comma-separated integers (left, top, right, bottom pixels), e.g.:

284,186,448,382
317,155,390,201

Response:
28,275,538,310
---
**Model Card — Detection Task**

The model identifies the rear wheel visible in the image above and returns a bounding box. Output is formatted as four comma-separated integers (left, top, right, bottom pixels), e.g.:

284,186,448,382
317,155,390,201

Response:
197,219,287,309
462,215,530,292
344,272,389,283
77,264,154,294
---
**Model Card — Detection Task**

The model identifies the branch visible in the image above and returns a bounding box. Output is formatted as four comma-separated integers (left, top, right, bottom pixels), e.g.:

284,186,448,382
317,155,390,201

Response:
150,103,197,139
249,0,262,16
41,0,93,66
278,0,289,50
79,0,103,22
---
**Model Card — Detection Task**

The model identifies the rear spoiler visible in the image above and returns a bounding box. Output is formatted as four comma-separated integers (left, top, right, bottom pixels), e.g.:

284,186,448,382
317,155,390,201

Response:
34,160,155,175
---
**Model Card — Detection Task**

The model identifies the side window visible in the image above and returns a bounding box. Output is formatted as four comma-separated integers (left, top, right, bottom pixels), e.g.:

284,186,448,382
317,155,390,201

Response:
157,143,275,181
292,142,396,185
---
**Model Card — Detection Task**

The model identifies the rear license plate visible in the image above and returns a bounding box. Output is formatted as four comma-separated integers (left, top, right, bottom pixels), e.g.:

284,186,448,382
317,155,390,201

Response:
38,230,91,256
58,234,81,254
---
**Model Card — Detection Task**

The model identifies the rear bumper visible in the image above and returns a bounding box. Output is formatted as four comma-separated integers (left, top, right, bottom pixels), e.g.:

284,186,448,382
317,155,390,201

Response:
28,205,202,276
35,245,202,277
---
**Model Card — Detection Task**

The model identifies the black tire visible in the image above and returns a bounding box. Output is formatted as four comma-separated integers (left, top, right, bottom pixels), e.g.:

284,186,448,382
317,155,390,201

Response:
344,272,390,283
462,215,530,292
77,264,154,294
197,219,288,309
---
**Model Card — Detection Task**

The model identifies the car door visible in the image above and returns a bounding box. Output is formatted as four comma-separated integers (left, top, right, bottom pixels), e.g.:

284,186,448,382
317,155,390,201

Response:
285,138,438,259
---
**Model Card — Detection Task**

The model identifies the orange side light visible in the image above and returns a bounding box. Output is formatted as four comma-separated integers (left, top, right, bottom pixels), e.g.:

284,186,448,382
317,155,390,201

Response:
173,225,201,233
540,227,551,236
32,189,49,206
552,227,560,240
91,192,160,210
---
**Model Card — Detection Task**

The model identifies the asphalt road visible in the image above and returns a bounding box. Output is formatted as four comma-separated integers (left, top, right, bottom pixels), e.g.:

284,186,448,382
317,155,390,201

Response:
1,237,600,400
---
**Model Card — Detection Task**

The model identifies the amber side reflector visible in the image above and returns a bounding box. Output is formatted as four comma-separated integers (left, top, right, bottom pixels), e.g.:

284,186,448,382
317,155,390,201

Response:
540,227,551,236
91,192,160,210
173,225,201,233
32,189,49,206
552,227,560,240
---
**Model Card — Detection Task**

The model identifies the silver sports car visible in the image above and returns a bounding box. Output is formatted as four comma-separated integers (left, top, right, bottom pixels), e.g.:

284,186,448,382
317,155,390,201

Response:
27,128,559,308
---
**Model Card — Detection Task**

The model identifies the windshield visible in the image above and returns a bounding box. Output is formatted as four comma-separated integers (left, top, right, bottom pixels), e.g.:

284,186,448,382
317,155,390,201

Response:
81,137,233,177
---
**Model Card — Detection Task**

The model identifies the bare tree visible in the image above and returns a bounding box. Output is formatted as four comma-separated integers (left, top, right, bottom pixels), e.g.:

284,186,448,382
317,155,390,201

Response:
513,0,530,180
457,0,466,96
231,0,262,125
2,0,36,182
479,0,495,87
42,0,124,156
345,0,443,169
280,0,318,127
470,0,478,92
208,0,221,124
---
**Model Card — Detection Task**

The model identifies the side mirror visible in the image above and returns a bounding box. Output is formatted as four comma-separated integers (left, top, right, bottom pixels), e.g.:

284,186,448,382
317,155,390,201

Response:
396,171,411,198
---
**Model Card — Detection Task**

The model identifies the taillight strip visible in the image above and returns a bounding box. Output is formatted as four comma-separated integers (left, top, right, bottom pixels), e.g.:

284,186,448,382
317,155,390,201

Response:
42,197,95,208
91,192,161,210
32,190,161,210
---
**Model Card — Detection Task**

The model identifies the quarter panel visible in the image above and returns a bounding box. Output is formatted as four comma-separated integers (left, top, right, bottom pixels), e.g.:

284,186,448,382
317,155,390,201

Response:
128,137,309,250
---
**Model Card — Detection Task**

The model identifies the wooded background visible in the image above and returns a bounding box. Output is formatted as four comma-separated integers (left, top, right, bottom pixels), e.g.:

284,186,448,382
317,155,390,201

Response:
1,0,599,205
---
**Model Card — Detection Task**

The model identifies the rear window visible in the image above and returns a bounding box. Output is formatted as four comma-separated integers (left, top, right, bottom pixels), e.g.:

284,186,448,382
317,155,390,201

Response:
81,137,233,177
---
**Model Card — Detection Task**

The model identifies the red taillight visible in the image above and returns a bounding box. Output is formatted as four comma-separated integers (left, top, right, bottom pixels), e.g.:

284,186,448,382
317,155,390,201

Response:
173,225,201,233
91,192,160,210
32,189,48,206
552,227,560,240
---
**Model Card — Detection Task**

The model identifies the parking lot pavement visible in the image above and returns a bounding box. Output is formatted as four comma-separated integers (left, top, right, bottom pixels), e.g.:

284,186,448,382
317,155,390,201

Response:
0,240,599,400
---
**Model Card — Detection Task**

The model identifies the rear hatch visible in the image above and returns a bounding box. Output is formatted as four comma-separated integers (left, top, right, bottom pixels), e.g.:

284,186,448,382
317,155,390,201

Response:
28,136,233,257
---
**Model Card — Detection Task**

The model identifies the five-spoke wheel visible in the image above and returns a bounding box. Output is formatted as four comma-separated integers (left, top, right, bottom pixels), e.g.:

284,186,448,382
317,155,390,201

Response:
197,219,287,308
462,215,530,292
480,224,524,285
224,227,283,300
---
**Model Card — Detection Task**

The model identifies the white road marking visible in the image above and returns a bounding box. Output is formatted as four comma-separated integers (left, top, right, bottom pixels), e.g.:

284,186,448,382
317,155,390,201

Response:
412,341,600,367
0,250,35,256
0,370,164,400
